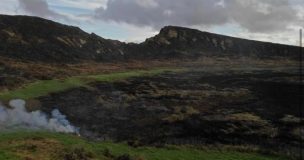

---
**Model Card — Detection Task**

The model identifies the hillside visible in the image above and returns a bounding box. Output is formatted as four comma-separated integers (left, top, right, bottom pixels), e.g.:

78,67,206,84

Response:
0,14,302,160
0,15,126,62
128,26,299,59
0,59,300,159
0,15,300,62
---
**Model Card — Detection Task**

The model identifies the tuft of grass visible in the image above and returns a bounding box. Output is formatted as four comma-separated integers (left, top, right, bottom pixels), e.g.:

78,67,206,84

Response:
0,68,184,101
0,131,290,160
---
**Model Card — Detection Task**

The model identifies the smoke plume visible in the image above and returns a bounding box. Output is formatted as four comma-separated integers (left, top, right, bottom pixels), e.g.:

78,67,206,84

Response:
0,99,79,133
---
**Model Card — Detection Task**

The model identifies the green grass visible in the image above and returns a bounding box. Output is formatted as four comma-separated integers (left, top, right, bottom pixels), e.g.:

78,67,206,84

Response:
0,131,289,160
0,68,183,101
0,151,19,160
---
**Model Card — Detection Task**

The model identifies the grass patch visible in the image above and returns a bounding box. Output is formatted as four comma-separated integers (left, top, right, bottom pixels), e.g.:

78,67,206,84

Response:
0,131,289,160
0,68,183,101
0,150,19,160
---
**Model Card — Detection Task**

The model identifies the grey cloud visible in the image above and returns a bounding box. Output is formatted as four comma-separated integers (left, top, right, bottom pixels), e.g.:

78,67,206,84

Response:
95,0,227,28
18,0,69,20
94,0,300,33
225,0,297,32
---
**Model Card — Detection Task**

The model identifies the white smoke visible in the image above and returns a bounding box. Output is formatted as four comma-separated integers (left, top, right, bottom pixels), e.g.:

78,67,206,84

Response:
0,99,79,134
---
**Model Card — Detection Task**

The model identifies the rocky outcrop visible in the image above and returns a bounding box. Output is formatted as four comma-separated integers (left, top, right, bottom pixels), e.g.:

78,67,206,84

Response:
0,15,300,62
126,26,300,59
0,15,126,62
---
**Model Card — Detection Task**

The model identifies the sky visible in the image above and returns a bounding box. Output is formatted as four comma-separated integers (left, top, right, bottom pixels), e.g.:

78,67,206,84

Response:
1,0,303,45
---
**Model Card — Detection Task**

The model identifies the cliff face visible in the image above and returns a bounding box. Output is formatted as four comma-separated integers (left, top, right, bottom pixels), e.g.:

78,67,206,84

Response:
127,26,299,59
0,15,300,62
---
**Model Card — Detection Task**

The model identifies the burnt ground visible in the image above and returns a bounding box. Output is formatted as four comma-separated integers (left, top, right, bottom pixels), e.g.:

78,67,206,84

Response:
38,65,302,157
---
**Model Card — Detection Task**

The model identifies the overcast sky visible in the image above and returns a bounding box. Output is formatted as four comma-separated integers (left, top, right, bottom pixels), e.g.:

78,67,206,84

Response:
1,0,303,45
